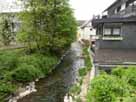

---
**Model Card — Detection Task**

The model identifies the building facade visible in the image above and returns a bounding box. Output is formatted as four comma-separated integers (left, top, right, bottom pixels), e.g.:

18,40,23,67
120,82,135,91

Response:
92,0,136,72
77,20,96,41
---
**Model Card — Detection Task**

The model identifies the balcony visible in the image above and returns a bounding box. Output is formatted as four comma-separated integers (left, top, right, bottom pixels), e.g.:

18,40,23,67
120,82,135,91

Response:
110,5,136,18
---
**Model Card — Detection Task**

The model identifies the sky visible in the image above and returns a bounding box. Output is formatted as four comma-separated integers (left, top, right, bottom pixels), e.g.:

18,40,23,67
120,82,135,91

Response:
69,0,116,20
0,0,22,12
0,0,115,20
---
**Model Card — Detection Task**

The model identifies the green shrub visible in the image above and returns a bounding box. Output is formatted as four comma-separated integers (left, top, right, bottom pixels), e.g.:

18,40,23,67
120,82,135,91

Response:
19,54,41,70
87,74,130,102
0,81,16,101
0,51,19,71
19,54,58,75
37,55,58,75
112,66,136,87
70,84,81,95
123,97,136,102
124,67,136,87
112,67,126,78
79,67,87,77
0,81,16,94
11,63,43,82
83,47,92,71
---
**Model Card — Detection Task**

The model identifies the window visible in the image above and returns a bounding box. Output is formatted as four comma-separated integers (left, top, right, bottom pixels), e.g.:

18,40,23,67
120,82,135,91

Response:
103,27,122,40
114,9,117,14
121,3,126,11
103,28,111,35
103,27,121,36
113,28,120,35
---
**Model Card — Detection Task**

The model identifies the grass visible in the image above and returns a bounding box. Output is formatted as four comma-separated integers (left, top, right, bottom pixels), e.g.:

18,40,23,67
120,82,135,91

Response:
70,84,81,95
78,46,92,77
83,47,92,71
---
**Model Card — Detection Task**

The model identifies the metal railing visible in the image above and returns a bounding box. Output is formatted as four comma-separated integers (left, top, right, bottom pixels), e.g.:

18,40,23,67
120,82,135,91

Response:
93,5,136,19
110,5,136,18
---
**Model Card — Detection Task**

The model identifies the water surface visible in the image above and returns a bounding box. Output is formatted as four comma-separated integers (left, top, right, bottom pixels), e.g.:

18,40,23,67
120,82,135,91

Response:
19,42,84,102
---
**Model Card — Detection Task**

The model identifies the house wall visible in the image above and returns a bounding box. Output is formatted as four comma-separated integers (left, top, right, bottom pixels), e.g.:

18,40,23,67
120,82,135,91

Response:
96,23,136,49
77,26,96,40
107,0,136,18
82,27,95,40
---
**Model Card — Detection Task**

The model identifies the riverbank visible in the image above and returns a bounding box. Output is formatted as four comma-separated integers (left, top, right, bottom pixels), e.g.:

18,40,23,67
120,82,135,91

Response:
67,41,94,102
0,49,59,102
80,47,95,102
8,48,71,102
17,42,84,102
0,41,92,102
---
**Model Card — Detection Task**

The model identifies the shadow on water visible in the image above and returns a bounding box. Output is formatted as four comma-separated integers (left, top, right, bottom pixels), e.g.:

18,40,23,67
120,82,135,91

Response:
19,42,84,102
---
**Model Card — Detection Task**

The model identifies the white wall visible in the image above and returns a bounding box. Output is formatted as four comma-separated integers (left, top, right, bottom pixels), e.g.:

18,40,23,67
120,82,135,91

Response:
77,26,96,41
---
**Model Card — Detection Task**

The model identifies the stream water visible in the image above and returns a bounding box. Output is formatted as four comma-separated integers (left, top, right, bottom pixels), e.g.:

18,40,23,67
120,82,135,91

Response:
19,42,84,102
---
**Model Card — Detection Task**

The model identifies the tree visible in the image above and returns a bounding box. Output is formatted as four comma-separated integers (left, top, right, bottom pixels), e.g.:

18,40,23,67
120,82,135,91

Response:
0,14,15,46
18,0,77,54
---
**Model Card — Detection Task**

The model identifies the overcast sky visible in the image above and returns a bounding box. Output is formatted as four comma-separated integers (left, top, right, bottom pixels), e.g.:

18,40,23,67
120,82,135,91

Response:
70,0,116,20
0,0,116,20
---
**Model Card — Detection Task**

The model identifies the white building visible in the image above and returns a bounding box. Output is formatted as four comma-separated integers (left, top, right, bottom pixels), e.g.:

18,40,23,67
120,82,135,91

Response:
77,20,96,41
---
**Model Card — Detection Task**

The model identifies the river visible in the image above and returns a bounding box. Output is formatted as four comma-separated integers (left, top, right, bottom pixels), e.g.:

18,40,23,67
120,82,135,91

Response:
19,42,84,102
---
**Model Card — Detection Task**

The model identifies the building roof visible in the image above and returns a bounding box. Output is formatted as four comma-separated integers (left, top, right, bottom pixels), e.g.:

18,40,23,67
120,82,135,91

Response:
103,0,136,12
103,0,121,12
94,48,136,65
92,16,136,27
77,20,86,26
80,19,92,29
103,0,120,12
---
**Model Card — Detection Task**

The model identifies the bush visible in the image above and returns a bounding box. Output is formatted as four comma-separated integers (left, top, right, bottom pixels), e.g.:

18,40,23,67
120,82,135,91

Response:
19,54,58,76
123,97,136,102
83,47,92,71
0,81,16,101
19,54,41,70
0,51,18,71
0,81,16,94
112,67,126,78
87,74,130,102
79,67,87,77
37,55,58,75
124,67,136,87
11,63,43,82
112,66,136,87
70,84,81,95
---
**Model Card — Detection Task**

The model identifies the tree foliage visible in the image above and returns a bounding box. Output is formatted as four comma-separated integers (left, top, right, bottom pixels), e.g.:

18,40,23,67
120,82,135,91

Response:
18,0,77,54
0,14,16,46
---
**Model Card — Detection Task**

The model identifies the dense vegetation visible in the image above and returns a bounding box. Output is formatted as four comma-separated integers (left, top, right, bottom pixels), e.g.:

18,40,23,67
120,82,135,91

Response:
0,14,16,46
0,50,58,101
0,0,77,101
87,67,136,102
18,0,77,55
